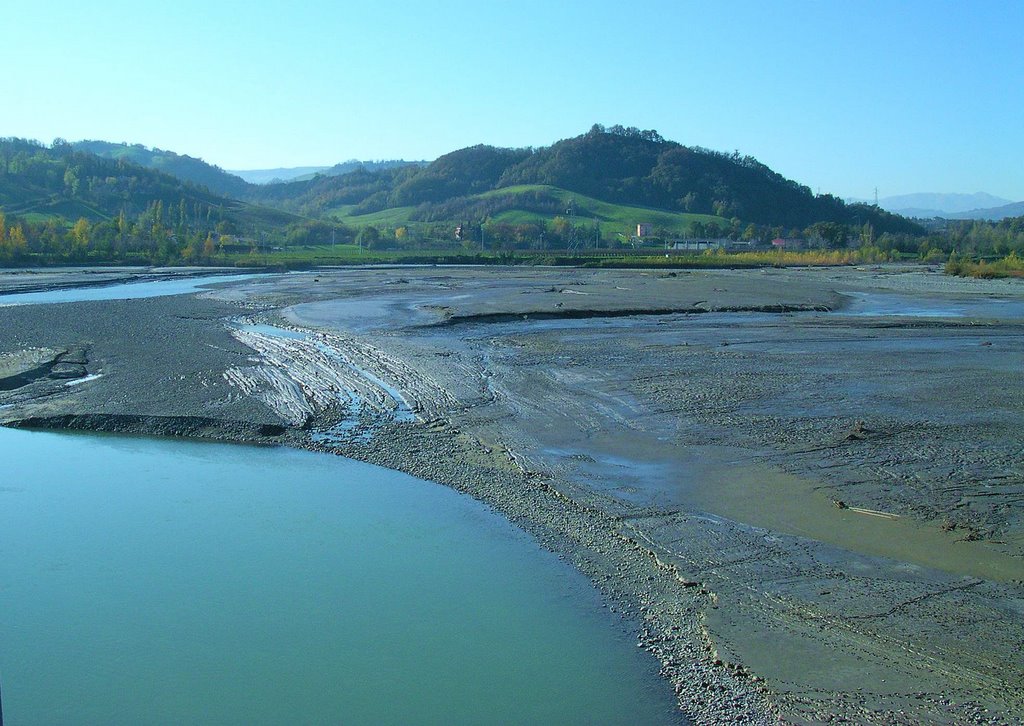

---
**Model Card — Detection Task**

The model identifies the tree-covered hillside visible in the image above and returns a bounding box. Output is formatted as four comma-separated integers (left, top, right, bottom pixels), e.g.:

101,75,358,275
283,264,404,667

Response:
245,125,918,236
55,128,923,238
73,140,251,198
0,128,933,266
246,166,416,217
0,138,305,264
498,125,907,230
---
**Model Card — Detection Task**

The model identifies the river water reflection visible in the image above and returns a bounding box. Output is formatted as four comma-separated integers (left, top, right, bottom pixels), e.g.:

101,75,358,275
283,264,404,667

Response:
0,428,679,725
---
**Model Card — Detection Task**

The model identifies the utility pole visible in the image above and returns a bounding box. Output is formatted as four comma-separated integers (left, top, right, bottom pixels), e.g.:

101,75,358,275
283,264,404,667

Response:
567,200,580,253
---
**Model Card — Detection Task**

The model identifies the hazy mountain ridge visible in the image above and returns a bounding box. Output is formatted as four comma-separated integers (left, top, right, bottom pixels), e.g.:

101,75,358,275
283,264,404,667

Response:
231,160,426,185
229,166,330,184
848,192,1017,219
72,140,250,198
884,192,1011,214
944,201,1024,221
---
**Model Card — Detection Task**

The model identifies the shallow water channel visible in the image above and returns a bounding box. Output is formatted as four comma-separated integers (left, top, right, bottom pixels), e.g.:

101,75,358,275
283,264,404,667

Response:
0,428,679,725
0,273,265,306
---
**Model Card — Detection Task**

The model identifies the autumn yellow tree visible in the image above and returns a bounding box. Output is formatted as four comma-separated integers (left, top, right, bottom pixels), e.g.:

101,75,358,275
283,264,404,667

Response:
71,217,91,254
0,222,27,261
8,224,27,257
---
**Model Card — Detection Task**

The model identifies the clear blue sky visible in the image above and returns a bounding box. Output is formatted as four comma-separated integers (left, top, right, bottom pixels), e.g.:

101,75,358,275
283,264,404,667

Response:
5,1,1022,200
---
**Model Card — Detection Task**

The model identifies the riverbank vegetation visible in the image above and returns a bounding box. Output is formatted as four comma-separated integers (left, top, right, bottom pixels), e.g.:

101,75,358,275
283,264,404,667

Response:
945,251,1024,279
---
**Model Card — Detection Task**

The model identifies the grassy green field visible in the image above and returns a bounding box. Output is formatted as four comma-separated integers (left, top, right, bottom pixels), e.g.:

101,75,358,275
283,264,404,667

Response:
1,196,113,222
483,185,726,234
326,205,420,227
325,184,727,238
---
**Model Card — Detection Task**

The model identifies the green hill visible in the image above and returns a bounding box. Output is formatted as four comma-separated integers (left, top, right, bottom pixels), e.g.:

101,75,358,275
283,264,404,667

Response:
72,140,251,198
488,186,724,232
0,128,927,264
2,139,298,229
0,138,310,264
246,125,920,238
56,128,923,240
328,184,725,237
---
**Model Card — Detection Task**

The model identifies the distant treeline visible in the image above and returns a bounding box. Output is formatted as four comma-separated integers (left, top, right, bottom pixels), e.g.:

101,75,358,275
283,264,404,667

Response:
0,203,251,265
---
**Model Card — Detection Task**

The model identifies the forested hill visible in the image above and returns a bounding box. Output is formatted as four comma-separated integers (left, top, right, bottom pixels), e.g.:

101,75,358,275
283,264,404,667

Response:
72,140,251,198
289,159,426,183
244,146,533,217
498,126,913,231
0,137,299,262
249,125,919,234
2,128,922,248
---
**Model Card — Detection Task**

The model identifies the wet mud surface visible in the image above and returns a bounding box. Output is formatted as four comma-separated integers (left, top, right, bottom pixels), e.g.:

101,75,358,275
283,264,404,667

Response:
1,264,1022,724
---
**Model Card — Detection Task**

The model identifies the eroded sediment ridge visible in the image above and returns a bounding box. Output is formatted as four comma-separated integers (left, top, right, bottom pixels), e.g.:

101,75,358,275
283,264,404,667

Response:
432,302,832,326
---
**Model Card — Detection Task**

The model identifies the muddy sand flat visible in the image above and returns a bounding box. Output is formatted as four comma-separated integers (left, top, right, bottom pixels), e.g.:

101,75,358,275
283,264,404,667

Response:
2,264,1022,724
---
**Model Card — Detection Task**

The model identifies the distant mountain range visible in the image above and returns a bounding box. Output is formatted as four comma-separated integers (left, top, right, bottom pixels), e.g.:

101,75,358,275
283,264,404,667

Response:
230,160,425,185
228,166,330,184
848,192,1022,220
941,201,1024,221
74,141,423,194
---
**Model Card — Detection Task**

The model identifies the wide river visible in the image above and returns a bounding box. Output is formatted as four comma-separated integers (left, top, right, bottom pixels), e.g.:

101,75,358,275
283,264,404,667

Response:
0,428,679,725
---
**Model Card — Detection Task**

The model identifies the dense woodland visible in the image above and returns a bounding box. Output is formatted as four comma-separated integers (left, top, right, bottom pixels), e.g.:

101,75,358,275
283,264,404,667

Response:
0,130,1020,268
72,140,252,198
0,138,302,264
245,126,918,234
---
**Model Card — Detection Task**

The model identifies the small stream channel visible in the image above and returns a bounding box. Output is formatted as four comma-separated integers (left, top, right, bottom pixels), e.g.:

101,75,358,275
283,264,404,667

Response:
0,273,267,306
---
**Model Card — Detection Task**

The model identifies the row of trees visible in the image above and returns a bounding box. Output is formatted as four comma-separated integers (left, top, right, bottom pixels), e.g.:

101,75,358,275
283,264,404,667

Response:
0,212,28,260
341,217,835,252
337,214,1024,259
4,204,1022,264
0,203,252,264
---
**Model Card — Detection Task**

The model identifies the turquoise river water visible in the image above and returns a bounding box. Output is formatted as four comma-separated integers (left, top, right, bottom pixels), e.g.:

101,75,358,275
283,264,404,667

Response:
0,427,679,725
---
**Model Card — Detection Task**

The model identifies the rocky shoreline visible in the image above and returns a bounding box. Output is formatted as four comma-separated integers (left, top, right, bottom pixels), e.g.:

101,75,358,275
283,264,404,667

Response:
2,265,1022,724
